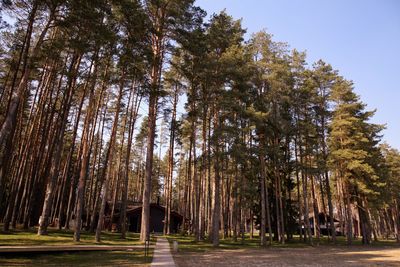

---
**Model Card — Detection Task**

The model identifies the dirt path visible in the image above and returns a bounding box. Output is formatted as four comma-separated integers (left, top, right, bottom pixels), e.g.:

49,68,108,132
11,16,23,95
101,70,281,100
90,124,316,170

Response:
173,246,400,267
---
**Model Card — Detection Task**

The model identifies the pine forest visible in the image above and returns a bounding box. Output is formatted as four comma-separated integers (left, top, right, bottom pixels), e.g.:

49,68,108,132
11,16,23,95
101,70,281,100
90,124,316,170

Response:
0,0,399,249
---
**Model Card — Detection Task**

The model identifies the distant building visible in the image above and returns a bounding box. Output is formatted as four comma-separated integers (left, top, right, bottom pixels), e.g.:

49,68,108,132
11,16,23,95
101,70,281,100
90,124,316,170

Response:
307,212,342,235
105,202,183,233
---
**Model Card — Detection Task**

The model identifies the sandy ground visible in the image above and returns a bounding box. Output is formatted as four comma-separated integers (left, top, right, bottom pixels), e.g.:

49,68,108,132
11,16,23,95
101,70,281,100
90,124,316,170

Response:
173,246,400,267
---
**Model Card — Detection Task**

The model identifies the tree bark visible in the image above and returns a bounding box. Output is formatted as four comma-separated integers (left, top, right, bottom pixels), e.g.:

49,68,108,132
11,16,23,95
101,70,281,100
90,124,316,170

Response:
211,109,221,247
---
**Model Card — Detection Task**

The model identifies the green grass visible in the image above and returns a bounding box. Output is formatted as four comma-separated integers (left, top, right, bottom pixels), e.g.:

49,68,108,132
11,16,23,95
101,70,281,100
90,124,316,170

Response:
0,249,153,266
0,227,155,266
313,235,399,247
0,227,154,246
166,235,262,252
166,234,399,253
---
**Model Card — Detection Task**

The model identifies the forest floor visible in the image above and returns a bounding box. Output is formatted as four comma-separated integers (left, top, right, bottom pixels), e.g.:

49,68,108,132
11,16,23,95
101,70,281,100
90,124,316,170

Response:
168,235,400,267
173,246,400,267
0,227,154,266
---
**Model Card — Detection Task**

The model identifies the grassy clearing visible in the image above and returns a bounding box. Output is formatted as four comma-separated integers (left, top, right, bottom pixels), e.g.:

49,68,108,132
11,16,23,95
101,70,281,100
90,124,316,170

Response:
167,235,264,252
167,234,399,253
0,227,155,266
0,249,153,266
0,226,156,246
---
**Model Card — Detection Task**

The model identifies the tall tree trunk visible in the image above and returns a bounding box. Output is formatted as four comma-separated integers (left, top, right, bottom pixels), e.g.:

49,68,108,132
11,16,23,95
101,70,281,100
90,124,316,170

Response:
73,55,104,241
74,107,92,241
38,53,81,235
294,137,303,241
300,142,313,245
121,85,141,238
0,3,55,147
311,174,320,243
357,194,371,244
344,180,353,245
164,88,178,235
95,70,124,242
139,5,165,239
211,109,221,247
192,111,200,241
259,132,272,245
88,104,108,232
321,121,336,242
58,53,97,230
140,91,158,242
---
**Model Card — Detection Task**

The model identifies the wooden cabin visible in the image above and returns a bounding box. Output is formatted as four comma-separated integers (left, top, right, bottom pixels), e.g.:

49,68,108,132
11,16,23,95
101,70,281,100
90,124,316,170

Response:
127,203,183,233
306,212,342,235
105,202,183,234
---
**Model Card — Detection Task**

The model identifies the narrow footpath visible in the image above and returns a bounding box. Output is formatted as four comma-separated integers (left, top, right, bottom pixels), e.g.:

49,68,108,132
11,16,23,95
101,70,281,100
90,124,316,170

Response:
151,237,176,267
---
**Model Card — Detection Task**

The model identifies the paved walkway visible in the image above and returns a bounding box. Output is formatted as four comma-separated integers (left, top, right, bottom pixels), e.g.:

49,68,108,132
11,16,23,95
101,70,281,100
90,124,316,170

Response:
0,245,145,253
151,237,176,267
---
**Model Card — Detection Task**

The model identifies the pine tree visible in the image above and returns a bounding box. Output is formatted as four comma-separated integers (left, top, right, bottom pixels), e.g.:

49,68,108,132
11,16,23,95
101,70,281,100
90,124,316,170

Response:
139,0,199,242
206,11,245,247
328,78,383,244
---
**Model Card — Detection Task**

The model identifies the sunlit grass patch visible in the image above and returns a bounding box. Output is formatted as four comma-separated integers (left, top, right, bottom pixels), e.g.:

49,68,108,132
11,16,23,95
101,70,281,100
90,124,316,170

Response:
0,227,144,246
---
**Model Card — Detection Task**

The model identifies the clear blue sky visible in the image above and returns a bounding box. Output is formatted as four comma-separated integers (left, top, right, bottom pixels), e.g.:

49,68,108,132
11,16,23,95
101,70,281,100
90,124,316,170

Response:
196,0,400,149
